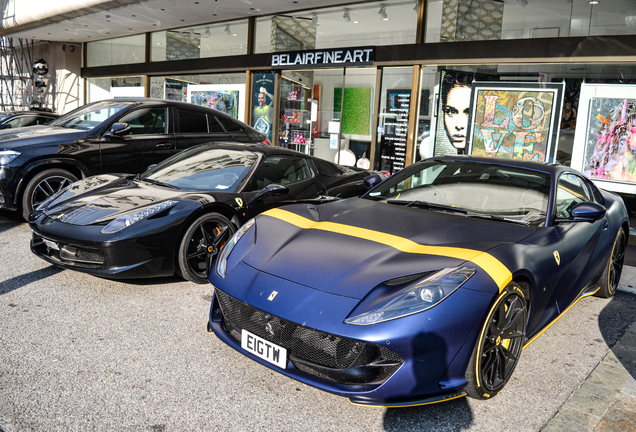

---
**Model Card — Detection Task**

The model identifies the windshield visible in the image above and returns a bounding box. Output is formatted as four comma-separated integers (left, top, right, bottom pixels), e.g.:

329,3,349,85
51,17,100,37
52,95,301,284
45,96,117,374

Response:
365,160,551,226
50,101,131,130
141,147,258,192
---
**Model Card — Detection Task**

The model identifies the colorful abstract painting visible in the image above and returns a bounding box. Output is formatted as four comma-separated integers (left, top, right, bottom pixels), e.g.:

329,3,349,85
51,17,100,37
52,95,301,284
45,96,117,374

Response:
190,90,240,119
583,98,636,182
469,84,561,162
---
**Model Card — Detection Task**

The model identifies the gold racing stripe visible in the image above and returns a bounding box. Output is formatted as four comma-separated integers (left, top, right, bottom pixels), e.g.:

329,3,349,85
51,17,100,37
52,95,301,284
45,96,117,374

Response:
262,208,512,291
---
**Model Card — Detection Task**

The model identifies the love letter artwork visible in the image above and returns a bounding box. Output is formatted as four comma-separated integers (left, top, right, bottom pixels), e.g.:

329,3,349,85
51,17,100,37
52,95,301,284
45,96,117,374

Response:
468,82,564,162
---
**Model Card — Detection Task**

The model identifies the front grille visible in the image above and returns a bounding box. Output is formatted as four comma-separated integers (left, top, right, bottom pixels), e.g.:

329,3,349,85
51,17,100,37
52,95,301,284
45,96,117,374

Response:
75,248,104,262
215,289,403,384
32,232,104,268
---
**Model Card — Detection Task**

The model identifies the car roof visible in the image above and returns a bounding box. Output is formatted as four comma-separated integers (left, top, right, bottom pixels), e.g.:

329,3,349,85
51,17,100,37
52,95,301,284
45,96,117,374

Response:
428,155,577,177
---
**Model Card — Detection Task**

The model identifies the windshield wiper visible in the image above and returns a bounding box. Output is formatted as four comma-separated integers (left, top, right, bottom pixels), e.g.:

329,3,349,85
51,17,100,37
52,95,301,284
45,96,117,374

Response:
142,178,181,190
465,213,530,226
386,199,468,214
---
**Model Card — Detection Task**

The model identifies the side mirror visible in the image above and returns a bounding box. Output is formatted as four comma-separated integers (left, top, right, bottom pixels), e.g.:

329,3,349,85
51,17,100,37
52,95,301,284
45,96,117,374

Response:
570,202,606,222
106,122,130,137
248,183,289,205
364,174,383,189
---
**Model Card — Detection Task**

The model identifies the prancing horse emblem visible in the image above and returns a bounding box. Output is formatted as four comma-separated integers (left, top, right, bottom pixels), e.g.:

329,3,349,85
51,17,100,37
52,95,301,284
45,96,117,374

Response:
268,291,278,301
235,198,244,207
553,250,561,266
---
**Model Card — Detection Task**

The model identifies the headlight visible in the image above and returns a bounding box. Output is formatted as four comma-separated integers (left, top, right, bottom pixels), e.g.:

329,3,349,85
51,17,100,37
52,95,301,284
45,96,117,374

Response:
344,267,476,325
101,200,178,234
216,218,255,278
36,180,81,211
0,150,20,165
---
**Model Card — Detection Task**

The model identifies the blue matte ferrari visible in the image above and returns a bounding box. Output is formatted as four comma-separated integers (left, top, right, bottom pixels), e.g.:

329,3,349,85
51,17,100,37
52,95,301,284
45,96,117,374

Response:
207,155,629,407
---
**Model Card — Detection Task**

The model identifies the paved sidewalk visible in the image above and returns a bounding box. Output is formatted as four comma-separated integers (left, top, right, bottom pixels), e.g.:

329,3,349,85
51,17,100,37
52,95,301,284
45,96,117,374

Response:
542,267,636,431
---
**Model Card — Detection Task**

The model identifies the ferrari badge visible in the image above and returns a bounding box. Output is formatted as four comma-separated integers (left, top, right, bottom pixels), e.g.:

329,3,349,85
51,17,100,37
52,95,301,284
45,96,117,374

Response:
235,198,244,207
553,250,560,266
268,291,278,301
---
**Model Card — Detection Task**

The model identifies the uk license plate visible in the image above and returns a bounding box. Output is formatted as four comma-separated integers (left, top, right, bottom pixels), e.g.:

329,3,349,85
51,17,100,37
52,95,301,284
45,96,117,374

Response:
241,329,287,369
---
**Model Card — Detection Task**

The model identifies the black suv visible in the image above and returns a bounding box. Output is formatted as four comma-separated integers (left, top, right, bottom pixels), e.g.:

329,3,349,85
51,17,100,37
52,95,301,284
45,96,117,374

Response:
0,98,267,219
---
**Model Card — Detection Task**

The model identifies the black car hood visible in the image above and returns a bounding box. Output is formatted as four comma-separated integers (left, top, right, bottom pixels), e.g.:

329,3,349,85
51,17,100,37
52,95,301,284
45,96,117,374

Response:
42,174,212,226
0,125,88,148
241,199,536,300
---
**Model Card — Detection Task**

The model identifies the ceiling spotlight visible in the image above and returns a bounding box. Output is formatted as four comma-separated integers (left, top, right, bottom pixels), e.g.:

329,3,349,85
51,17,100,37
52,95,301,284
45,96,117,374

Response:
225,25,232,35
517,0,528,6
353,20,360,24
589,0,599,4
343,10,351,22
311,14,318,26
378,7,389,20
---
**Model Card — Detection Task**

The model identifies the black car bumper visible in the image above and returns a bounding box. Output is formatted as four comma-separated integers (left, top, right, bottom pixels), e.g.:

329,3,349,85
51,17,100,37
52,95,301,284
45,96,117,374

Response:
30,218,181,279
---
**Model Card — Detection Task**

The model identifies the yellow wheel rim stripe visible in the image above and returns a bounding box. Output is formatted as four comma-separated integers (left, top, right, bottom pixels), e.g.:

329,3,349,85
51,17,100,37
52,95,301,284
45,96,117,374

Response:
262,208,512,291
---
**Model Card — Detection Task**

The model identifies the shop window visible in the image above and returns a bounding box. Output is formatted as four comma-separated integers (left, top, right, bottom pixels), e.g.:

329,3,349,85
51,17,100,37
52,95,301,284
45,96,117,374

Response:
87,77,145,103
254,0,417,54
149,73,247,122
86,35,145,67
426,0,636,43
151,21,248,62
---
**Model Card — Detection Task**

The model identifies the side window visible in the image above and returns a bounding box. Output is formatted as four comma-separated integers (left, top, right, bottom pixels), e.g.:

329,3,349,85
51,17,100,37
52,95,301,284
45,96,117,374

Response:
314,158,346,177
117,108,168,135
5,117,28,128
555,173,591,218
177,109,208,133
36,116,55,125
247,155,312,191
216,115,243,132
207,115,225,133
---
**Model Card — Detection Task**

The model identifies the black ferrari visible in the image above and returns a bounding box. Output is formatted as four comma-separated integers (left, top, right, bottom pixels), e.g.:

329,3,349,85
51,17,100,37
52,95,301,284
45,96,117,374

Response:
29,143,379,283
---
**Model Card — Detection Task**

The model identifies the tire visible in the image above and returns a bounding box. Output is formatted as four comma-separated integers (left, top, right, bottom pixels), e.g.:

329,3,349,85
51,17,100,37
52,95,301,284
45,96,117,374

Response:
465,282,528,399
177,212,235,284
596,228,627,298
21,168,78,220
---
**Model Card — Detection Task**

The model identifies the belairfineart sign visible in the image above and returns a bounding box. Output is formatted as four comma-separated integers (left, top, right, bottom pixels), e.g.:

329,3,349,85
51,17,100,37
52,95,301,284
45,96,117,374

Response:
271,47,375,69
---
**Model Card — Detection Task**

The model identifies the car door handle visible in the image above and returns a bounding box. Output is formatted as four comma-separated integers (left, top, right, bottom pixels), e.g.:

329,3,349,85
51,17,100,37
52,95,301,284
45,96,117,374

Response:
603,220,609,230
155,143,172,149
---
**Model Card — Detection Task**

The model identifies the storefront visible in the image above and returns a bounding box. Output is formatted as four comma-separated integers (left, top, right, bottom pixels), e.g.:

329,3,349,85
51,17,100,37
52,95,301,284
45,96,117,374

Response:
82,0,636,196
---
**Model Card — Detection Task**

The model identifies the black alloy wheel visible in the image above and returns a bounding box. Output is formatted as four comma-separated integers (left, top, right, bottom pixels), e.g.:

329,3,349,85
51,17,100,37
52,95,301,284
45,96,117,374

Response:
465,282,528,399
596,228,627,298
177,212,235,284
21,168,78,220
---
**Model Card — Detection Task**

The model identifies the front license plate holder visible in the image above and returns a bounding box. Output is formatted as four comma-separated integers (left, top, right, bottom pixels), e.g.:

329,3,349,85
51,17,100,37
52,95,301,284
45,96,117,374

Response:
43,238,60,251
241,329,287,369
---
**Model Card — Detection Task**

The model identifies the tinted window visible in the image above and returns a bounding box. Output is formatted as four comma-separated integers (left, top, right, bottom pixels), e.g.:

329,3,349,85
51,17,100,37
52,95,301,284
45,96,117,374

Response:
208,115,225,133
117,108,168,135
35,115,56,125
216,115,243,132
142,148,258,192
246,155,312,191
178,109,208,133
314,158,347,177
556,173,591,218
